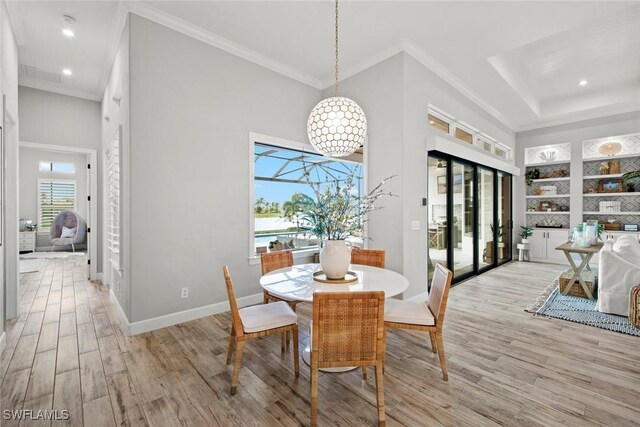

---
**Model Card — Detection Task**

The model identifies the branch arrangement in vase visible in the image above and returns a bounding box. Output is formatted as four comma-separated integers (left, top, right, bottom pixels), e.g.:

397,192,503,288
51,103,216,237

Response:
298,170,397,242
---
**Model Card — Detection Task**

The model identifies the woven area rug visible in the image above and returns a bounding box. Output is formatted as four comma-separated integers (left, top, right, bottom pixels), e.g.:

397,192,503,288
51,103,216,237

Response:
526,281,640,337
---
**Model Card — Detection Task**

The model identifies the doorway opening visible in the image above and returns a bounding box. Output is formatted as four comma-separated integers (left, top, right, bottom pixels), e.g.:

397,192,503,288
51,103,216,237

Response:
427,152,512,284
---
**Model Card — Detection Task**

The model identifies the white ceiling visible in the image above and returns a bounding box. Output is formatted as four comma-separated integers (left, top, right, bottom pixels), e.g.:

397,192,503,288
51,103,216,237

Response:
8,1,640,131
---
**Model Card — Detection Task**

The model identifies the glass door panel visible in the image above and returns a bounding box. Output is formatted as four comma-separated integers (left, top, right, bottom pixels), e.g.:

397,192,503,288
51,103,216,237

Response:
498,172,512,264
427,156,448,281
452,161,474,278
478,168,495,269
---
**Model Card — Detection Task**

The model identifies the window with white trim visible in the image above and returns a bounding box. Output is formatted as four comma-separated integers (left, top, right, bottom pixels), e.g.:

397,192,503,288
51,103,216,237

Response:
252,141,363,256
39,161,76,174
106,135,120,268
38,179,76,232
427,106,512,161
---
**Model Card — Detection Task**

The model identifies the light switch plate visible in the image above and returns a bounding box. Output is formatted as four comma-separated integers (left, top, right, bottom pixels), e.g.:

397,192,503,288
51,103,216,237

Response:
411,221,420,231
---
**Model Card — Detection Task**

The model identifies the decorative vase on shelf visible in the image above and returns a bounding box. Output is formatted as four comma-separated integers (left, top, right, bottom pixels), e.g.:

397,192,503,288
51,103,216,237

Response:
320,240,351,279
522,238,530,244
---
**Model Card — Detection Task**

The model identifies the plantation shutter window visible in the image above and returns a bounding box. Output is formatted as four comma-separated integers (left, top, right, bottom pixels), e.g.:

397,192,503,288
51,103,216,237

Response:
106,136,121,269
38,180,76,231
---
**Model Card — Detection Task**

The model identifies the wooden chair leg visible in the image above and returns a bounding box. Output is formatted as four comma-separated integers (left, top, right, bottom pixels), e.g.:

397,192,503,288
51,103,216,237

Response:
375,363,386,426
435,332,448,381
310,357,319,427
361,366,368,380
281,332,286,353
226,326,235,365
230,339,245,395
263,290,270,304
429,332,438,354
292,325,299,378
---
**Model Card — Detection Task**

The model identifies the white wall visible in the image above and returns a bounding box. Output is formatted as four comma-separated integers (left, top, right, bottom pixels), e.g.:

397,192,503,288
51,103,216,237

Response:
18,87,102,268
102,17,130,317
331,52,516,298
19,148,88,248
126,15,321,323
1,1,20,331
514,111,640,239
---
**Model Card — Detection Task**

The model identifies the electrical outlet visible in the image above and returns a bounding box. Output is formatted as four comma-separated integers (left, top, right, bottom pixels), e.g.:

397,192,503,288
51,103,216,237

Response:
411,220,420,231
181,287,189,299
116,281,120,293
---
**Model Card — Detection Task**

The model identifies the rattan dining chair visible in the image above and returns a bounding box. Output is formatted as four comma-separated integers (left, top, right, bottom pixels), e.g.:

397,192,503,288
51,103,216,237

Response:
261,250,300,308
384,263,453,380
351,248,386,268
223,266,299,395
311,291,386,426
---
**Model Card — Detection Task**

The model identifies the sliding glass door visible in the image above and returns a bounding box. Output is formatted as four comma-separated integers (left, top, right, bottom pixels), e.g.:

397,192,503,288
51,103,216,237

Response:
478,167,494,270
452,161,474,278
427,153,512,284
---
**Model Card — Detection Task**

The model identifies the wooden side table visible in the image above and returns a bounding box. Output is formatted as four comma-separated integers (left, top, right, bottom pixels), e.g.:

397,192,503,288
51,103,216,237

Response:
555,242,603,300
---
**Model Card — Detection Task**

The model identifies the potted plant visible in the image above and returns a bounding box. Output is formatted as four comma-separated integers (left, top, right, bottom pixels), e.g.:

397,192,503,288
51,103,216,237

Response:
525,168,540,186
298,173,396,279
519,226,533,244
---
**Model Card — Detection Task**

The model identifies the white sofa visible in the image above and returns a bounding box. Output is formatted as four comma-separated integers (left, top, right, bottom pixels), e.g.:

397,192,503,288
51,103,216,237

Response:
596,234,640,316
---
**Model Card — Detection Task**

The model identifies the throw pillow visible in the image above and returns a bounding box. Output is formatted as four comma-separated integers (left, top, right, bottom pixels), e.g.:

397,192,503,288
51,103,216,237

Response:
61,226,77,238
612,234,640,262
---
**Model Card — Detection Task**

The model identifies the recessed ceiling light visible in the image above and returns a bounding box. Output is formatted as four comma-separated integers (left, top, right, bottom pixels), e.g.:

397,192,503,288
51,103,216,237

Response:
62,68,73,76
579,80,588,86
61,28,75,38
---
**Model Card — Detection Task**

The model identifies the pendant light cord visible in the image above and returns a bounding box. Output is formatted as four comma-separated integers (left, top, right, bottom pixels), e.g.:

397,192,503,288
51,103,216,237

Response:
334,0,339,97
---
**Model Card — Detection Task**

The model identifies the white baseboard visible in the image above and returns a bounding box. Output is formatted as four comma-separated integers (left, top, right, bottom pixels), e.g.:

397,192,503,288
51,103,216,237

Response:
0,332,6,355
109,288,131,335
109,289,263,336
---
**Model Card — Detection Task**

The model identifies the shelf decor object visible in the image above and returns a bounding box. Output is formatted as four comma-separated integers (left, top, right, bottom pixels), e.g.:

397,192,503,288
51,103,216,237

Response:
307,0,367,158
598,178,623,193
598,141,622,157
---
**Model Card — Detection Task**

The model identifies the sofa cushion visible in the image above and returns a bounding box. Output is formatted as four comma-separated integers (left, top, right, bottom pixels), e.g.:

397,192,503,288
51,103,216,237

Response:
612,234,640,263
384,299,435,326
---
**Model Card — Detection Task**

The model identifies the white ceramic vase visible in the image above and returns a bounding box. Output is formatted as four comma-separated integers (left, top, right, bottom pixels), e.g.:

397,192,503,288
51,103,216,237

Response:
522,238,529,244
320,240,351,279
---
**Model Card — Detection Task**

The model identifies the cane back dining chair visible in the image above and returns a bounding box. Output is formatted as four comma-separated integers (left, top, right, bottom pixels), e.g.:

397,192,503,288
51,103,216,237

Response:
351,248,386,268
223,266,299,395
384,263,453,380
261,250,301,308
311,291,386,426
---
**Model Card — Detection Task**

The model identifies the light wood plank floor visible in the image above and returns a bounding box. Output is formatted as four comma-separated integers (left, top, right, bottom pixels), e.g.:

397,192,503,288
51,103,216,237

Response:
2,257,640,426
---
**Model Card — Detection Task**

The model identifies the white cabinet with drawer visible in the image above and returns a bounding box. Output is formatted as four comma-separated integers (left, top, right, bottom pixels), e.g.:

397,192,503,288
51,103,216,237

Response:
19,231,36,252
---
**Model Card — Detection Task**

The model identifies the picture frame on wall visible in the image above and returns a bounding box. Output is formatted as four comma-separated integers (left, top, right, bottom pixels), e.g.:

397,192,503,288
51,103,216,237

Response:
437,175,462,194
437,175,446,194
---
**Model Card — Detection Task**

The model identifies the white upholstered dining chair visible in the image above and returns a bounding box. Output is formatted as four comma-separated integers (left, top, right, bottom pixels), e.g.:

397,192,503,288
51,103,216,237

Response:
384,263,453,380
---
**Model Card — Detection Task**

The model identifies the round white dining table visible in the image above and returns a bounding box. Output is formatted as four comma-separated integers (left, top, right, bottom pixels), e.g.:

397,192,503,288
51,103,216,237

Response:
259,263,410,371
259,263,409,302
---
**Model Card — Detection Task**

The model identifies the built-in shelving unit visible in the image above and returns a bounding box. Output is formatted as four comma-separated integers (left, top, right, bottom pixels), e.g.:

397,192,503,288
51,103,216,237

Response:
526,194,571,199
582,133,640,229
583,192,640,197
525,211,570,215
524,143,572,229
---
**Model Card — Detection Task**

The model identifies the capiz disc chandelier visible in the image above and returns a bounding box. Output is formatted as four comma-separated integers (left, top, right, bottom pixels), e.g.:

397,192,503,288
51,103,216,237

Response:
307,0,367,157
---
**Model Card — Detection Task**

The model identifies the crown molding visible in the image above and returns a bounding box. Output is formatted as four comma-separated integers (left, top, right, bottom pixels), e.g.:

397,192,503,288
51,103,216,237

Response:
96,1,129,99
4,0,27,46
19,80,101,102
126,2,324,90
517,104,640,133
401,39,518,132
320,42,405,90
